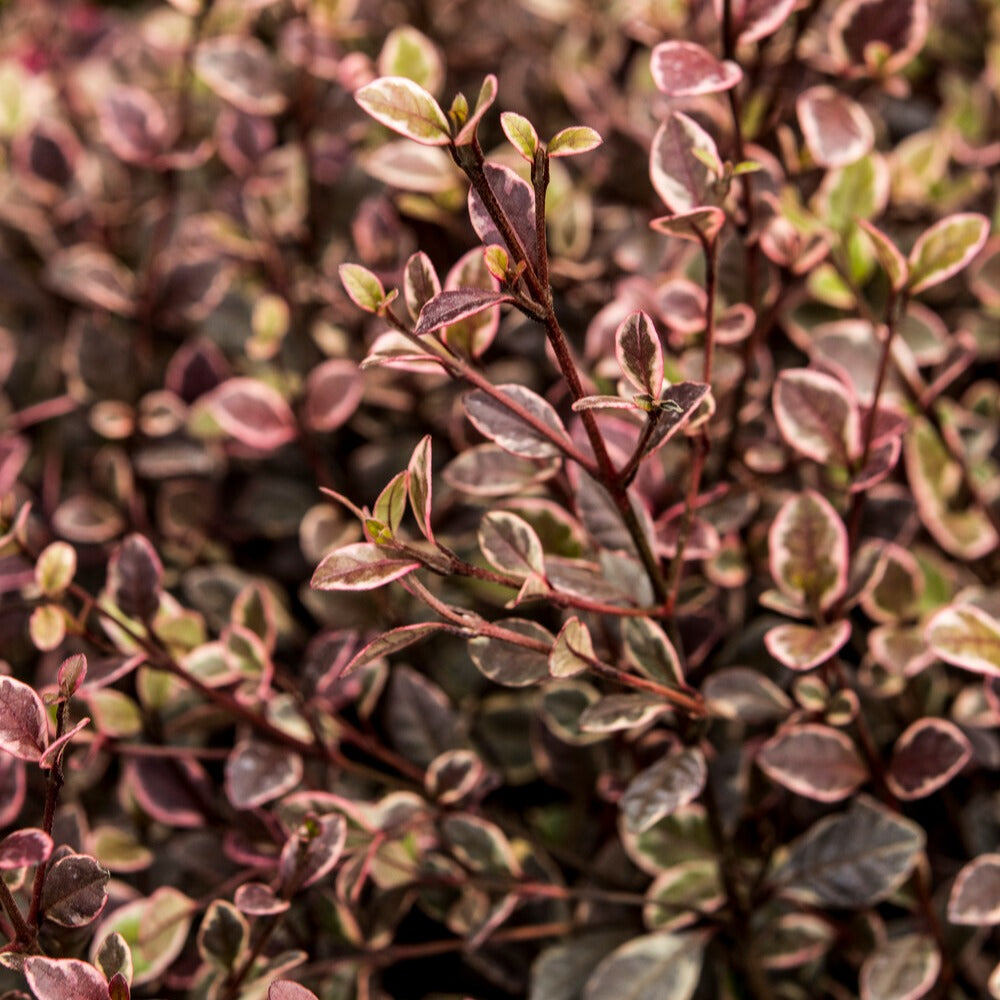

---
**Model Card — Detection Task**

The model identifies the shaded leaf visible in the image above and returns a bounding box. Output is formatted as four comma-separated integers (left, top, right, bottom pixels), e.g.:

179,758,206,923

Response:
925,604,1000,678
860,934,940,1000
757,913,836,970
830,0,930,72
650,112,722,214
453,74,499,146
650,207,726,245
344,623,452,677
198,899,248,971
107,533,162,621
772,795,924,907
769,491,848,612
887,718,972,800
650,41,742,97
403,251,441,322
529,931,630,1000
621,748,707,834
98,85,169,165
773,368,860,465
858,219,908,291
303,360,363,433
311,542,420,591
468,619,553,687
195,36,287,116
947,854,1000,925
124,756,212,828
479,511,545,577
464,383,573,459
0,675,48,762
467,163,539,268
907,213,989,294
385,665,460,766
199,378,297,451
24,958,107,1000
442,812,522,877
225,739,303,810
47,245,136,316
234,882,290,916
270,983,319,1000
623,617,684,687
797,86,874,167
757,724,866,802
765,620,852,672
40,852,110,927
579,694,667,733
94,932,132,983
413,288,514,336
583,930,705,1000
726,0,800,43
355,77,451,145
616,311,664,398
643,382,712,456
279,813,348,890
443,444,559,497
702,667,792,724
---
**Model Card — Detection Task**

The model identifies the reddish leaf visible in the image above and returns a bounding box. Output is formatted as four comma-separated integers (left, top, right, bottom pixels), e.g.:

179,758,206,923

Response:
234,881,290,916
107,533,162,621
413,288,514,337
797,86,874,167
0,755,26,827
773,368,860,466
343,623,452,677
947,854,1000,926
615,311,664,397
643,382,712,457
650,41,742,97
38,717,90,769
0,828,52,869
463,384,573,459
718,0,800,44
225,739,303,810
302,360,363,433
650,112,722,214
125,756,213,828
311,541,421,591
46,245,136,316
758,724,867,802
99,85,170,165
830,0,929,72
24,957,108,1000
467,163,539,269
40,852,110,927
403,251,441,322
195,36,287,116
278,813,347,890
0,675,48,761
269,982,320,1000
200,378,297,451
453,74,499,146
887,718,972,800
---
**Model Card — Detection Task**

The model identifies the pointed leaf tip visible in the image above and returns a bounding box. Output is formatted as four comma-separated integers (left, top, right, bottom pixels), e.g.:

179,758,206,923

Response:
355,76,451,145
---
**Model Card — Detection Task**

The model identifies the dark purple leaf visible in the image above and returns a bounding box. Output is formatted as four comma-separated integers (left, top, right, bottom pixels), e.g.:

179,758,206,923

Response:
0,828,52,869
46,245,136,316
467,163,539,270
643,382,712,457
107,533,163,621
40,852,110,927
24,958,108,1000
225,739,303,810
831,0,929,71
413,288,514,337
615,311,664,397
650,41,742,97
154,252,234,327
302,359,363,433
464,383,573,459
468,619,554,687
197,899,249,970
199,377,297,451
0,676,48,762
887,718,972,800
124,756,214,828
384,665,461,766
216,108,276,177
757,724,866,802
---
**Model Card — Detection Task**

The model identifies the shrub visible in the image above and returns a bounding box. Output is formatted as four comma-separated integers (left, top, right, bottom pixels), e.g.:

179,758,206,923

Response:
0,1,997,999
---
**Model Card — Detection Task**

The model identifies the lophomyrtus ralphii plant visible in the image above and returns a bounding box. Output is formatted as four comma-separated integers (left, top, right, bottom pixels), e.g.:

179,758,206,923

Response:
0,0,998,998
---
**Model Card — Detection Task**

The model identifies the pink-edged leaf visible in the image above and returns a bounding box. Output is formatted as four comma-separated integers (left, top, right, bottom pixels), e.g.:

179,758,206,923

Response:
355,75,450,145
443,444,559,497
650,112,722,214
311,541,420,591
702,668,792,724
572,395,640,412
948,854,1000,925
830,0,930,72
234,881,290,916
643,382,712,456
478,511,545,577
887,718,972,800
124,755,214,828
464,383,572,459
407,434,435,543
107,533,163,621
58,653,88,697
0,828,53,869
195,36,287,116
403,251,441,322
0,434,30,496
269,982,320,1000
758,724,866,802
714,0,800,44
769,491,849,611
453,74,498,146
197,898,249,971
40,852,110,927
797,86,874,167
98,85,170,165
547,126,603,157
858,219,908,291
37,716,90,771
773,368,861,465
339,262,387,313
468,619,553,687
615,311,664,397
200,377,297,451
441,246,502,358
413,288,514,336
303,360,363,433
925,604,1000,678
344,623,453,678
278,813,347,890
650,207,726,245
225,738,303,810
467,163,539,269
621,747,707,834
623,616,684,687
765,621,852,672
24,957,108,1000
850,436,902,493
46,245,136,316
860,934,940,1000
549,617,595,678
714,303,756,345
650,41,742,97
907,213,990,294
0,675,48,761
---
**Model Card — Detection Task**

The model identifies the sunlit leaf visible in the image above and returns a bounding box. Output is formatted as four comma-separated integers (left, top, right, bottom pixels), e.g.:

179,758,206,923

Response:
339,262,386,313
907,213,990,294
797,86,874,167
547,126,603,157
650,41,742,97
311,542,420,591
501,112,538,162
354,75,451,145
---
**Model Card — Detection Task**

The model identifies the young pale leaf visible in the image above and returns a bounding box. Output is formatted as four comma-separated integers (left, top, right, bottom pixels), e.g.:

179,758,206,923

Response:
621,748,707,834
501,112,538,162
24,957,109,1000
35,540,76,596
858,219,908,291
311,542,421,591
772,796,924,907
468,619,553,687
94,932,132,983
907,213,989,294
583,930,705,1000
925,604,1000,678
354,76,451,145
464,383,573,459
377,26,444,95
413,287,513,336
650,113,722,214
373,471,408,537
615,311,664,397
650,40,742,97
547,126,603,157
197,899,249,971
407,435,435,543
769,491,848,612
339,262,386,313
453,74,498,146
549,617,595,678
765,620,852,672
860,934,941,1000
887,718,972,800
579,694,667,733
947,854,1000,926
650,207,726,245
40,853,110,927
773,368,861,466
757,724,866,802
797,86,874,167
623,616,684,687
479,511,545,577
0,675,48,761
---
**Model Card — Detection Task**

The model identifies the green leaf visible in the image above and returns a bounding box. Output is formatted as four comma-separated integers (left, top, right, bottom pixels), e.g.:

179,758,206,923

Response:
35,540,77,596
354,76,451,145
407,435,435,542
500,111,538,162
908,213,990,294
377,26,443,95
373,471,408,536
339,263,386,313
858,218,908,291
547,126,603,157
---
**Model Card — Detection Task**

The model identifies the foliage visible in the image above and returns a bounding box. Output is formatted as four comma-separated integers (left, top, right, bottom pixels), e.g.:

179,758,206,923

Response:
0,0,997,998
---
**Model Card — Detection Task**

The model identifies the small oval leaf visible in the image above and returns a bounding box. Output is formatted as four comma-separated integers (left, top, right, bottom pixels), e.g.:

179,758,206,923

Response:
355,76,451,146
